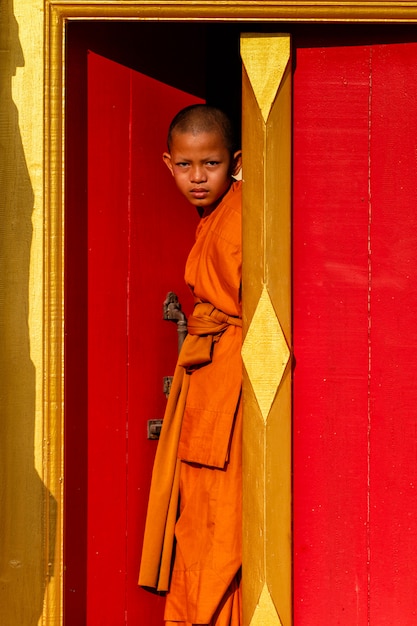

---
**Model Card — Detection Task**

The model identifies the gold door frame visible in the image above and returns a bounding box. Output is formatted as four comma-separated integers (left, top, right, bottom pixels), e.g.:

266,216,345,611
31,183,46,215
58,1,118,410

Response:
44,3,417,624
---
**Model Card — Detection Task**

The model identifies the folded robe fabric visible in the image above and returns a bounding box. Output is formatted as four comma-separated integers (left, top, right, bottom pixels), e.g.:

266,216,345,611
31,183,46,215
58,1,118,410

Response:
138,361,187,592
138,303,241,592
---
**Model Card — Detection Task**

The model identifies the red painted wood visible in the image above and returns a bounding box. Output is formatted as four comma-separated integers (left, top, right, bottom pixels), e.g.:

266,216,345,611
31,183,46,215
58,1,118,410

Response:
87,52,202,624
87,53,131,624
293,44,371,624
293,39,417,624
369,42,417,624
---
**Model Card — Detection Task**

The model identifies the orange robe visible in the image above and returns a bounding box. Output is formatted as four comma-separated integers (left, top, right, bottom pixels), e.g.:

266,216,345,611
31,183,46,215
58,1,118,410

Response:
139,180,242,625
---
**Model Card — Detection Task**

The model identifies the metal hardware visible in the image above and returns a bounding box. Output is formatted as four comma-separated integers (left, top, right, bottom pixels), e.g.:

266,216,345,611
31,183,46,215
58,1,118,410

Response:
147,419,163,440
163,376,173,398
163,291,188,353
149,293,187,439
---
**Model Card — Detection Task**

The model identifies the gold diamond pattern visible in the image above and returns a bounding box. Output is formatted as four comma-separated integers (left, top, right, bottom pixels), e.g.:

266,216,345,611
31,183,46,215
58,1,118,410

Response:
242,285,290,422
250,583,283,626
241,34,291,123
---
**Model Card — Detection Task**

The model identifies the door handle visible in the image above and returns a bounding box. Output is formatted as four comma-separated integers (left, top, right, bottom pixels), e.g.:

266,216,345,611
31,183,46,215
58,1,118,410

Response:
161,291,188,400
147,292,188,439
163,291,188,353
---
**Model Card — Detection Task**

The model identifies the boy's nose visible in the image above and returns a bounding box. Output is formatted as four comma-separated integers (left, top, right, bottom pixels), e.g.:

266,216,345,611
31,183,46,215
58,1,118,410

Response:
190,166,207,183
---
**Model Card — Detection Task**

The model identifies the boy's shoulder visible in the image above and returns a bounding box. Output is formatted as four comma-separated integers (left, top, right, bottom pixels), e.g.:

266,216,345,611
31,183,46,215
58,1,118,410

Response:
223,179,242,213
208,180,241,245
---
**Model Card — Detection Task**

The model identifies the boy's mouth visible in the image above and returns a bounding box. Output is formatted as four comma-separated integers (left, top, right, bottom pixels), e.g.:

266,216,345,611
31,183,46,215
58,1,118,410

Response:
190,188,209,199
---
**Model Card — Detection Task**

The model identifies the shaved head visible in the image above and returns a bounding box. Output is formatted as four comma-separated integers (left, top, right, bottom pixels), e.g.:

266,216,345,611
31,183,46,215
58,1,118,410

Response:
167,104,237,154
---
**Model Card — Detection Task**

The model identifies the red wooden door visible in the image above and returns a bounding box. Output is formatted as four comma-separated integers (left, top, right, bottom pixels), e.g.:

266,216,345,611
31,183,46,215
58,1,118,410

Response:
65,25,417,626
85,52,202,624
293,36,417,624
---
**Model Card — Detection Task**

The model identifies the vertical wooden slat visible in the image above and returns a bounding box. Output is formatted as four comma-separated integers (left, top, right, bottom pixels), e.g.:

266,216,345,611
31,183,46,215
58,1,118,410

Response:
241,34,292,626
369,41,417,622
292,44,370,624
87,51,131,624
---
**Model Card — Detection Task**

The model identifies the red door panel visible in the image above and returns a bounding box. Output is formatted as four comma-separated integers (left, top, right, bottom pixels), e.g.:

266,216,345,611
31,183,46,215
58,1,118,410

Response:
87,53,131,625
293,43,371,624
293,39,417,624
87,52,203,624
369,42,417,621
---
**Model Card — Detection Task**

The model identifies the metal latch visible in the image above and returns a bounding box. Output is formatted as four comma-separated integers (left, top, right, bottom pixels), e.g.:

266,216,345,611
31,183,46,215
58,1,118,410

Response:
163,376,173,398
148,293,187,440
147,419,163,440
163,292,188,353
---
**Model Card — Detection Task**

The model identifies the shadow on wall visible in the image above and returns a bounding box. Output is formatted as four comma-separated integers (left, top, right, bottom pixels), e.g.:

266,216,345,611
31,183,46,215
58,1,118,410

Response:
0,1,56,623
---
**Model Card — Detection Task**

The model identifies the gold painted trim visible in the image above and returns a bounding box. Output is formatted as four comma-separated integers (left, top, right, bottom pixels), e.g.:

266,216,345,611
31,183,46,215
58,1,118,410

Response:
47,1,417,23
241,34,291,123
242,285,290,422
44,2,66,623
44,2,417,624
250,584,284,626
241,32,292,626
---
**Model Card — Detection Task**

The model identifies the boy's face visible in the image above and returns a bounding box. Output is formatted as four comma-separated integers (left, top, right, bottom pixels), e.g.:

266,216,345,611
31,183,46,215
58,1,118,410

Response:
163,130,242,215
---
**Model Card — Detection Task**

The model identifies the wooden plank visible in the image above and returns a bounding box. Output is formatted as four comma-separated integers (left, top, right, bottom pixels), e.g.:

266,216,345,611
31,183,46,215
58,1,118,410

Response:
241,33,292,626
293,43,370,624
369,41,417,623
87,51,131,624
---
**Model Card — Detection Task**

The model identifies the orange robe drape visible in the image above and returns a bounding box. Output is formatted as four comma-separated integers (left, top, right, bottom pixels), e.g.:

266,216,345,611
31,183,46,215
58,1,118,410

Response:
139,181,242,625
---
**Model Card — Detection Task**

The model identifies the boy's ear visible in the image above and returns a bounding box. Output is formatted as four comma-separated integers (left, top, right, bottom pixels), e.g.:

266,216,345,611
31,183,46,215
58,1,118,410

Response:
231,150,242,177
163,152,174,176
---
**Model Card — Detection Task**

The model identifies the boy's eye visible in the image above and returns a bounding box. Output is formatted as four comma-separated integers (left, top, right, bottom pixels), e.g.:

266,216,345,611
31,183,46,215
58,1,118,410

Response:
176,162,190,168
206,161,220,166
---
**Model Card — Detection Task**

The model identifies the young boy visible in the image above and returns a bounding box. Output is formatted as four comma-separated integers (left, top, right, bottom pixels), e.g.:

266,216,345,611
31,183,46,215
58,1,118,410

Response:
139,105,243,626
